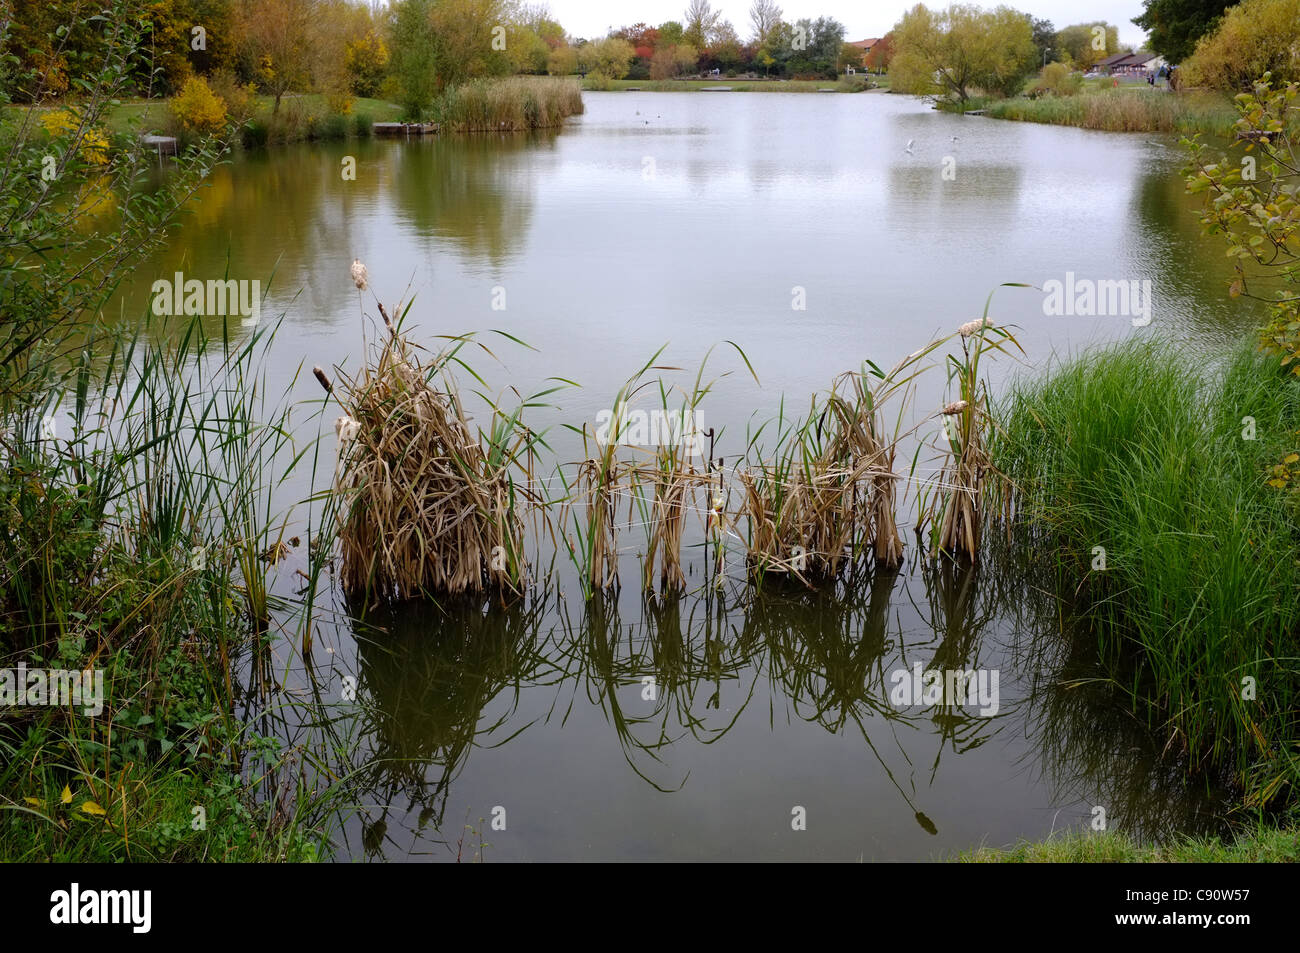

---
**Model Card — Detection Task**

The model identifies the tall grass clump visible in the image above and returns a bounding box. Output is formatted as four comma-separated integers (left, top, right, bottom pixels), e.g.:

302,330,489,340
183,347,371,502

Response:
994,340,1300,807
984,89,1239,136
329,309,542,600
438,77,584,132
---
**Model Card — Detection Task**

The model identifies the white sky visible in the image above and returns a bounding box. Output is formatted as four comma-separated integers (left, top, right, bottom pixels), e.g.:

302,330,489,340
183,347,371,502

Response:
545,1,1151,48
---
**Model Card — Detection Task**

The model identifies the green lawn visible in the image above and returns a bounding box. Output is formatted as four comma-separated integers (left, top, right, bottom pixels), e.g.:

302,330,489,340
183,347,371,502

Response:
6,94,403,138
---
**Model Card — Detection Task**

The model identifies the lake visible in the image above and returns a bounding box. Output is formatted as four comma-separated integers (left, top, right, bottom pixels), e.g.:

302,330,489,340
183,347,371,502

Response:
112,90,1251,860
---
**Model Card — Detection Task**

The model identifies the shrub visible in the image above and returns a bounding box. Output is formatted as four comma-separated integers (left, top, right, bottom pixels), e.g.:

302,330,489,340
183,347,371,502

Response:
345,30,390,98
207,70,256,128
170,76,227,134
39,109,110,164
1035,62,1082,97
317,112,349,140
1181,0,1300,90
241,120,269,149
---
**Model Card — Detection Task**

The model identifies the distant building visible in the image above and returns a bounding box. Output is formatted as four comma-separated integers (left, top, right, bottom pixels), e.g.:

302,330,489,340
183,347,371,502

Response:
847,38,881,67
1099,52,1158,75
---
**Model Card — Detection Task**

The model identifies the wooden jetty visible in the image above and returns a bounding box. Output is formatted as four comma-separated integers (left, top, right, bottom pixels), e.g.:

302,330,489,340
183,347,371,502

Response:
373,122,440,137
141,134,178,156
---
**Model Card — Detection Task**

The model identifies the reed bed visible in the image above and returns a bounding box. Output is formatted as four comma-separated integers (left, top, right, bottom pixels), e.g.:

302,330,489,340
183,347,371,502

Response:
992,339,1300,805
328,311,538,599
984,89,1240,136
438,77,585,133
325,288,1022,603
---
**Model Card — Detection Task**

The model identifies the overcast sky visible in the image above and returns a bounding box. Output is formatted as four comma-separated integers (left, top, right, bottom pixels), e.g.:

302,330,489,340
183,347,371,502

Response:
546,1,1151,48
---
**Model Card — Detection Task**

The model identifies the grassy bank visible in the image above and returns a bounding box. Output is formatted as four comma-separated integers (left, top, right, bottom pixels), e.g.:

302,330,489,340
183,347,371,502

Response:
938,89,1240,136
993,340,1300,809
582,76,884,93
436,76,584,132
0,315,337,861
956,827,1300,862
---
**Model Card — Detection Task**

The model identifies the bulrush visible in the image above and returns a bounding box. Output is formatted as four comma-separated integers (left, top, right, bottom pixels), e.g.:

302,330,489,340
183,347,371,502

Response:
350,258,368,290
327,325,535,599
958,317,993,338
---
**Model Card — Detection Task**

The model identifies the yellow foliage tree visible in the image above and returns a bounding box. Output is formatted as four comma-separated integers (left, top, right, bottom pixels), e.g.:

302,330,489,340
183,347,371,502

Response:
1181,0,1300,90
171,76,229,133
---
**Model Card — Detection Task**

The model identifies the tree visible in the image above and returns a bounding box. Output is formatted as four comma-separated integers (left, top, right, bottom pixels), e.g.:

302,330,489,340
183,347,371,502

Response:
390,0,437,117
675,43,699,74
710,21,744,68
658,20,686,46
1180,0,1300,89
683,0,721,50
1054,22,1121,70
1185,78,1300,371
1029,16,1057,64
233,0,320,113
546,44,578,75
1133,0,1233,64
839,42,864,72
890,4,1036,102
865,32,895,72
749,0,782,45
589,36,635,79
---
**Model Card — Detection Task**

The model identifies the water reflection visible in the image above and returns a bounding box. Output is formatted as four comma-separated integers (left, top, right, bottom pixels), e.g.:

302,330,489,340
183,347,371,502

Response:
311,541,1222,859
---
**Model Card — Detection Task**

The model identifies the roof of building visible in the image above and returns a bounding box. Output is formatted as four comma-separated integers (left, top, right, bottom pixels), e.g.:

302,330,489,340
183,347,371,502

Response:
848,38,881,50
1102,51,1157,68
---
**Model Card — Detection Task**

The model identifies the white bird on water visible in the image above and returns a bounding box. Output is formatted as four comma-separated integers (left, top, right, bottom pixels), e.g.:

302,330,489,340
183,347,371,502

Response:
905,139,915,154
350,258,368,291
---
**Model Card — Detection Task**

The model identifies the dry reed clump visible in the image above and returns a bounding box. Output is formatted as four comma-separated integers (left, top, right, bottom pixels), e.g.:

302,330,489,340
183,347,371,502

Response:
920,308,1024,560
638,449,712,592
441,77,585,132
738,350,936,583
328,314,530,599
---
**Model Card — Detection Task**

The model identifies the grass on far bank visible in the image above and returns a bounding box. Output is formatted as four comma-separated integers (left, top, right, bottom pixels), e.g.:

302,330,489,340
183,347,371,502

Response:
955,827,1300,862
582,76,886,93
938,87,1240,136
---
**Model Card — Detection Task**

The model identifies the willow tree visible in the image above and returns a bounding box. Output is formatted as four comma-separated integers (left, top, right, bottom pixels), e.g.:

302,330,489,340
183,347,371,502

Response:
890,3,1037,102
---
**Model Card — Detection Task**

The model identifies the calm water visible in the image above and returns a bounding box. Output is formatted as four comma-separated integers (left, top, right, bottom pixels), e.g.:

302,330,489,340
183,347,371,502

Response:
114,91,1252,860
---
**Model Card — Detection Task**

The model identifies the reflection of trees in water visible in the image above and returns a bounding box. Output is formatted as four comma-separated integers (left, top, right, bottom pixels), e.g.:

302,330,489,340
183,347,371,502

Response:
390,131,560,269
1130,160,1268,344
905,555,1020,775
988,528,1232,843
102,131,560,335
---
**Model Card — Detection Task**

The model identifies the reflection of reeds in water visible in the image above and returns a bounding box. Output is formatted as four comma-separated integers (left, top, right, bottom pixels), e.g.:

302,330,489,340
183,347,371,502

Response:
341,595,551,858
988,529,1233,843
330,310,541,599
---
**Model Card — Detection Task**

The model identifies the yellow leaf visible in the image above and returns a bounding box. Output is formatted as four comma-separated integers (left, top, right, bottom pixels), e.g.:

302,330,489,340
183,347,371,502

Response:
23,797,42,807
80,801,106,816
1285,454,1299,465
60,785,72,804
